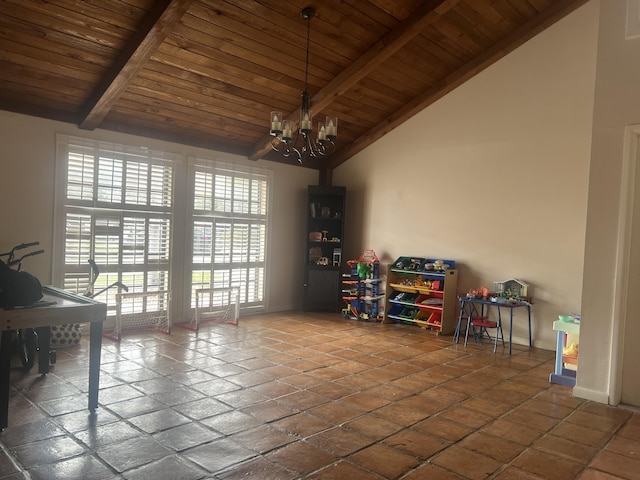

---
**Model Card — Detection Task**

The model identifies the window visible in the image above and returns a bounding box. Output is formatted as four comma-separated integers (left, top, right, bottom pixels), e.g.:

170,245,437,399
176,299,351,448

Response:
55,136,176,314
55,136,271,320
189,161,269,315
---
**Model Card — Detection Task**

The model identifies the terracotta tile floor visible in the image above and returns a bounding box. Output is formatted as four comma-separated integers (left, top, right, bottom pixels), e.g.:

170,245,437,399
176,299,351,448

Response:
1,311,639,479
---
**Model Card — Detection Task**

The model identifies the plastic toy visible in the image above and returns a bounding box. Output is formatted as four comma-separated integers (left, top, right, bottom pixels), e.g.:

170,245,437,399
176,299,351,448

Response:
341,249,385,322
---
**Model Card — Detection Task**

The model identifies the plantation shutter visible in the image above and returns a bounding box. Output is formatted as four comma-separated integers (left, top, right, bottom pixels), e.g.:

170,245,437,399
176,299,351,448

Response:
189,161,269,314
57,136,176,313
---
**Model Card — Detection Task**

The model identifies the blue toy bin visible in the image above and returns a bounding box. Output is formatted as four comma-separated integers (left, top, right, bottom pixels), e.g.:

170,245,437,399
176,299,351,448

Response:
391,256,424,272
419,258,456,272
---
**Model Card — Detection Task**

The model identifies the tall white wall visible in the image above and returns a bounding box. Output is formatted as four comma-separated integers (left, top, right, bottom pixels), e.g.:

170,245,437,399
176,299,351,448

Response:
334,1,600,351
0,111,317,316
577,0,640,405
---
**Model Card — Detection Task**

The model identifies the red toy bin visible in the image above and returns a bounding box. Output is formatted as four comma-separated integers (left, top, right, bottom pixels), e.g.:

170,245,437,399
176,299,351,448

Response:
414,310,442,329
415,294,443,310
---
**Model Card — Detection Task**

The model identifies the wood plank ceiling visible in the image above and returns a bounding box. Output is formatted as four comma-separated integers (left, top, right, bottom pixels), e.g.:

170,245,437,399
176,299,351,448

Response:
0,0,588,172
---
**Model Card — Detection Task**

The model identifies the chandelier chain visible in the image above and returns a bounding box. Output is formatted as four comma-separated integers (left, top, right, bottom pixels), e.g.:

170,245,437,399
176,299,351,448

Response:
304,12,311,92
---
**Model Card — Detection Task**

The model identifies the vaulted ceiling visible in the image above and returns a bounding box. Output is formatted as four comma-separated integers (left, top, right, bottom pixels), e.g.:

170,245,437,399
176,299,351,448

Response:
0,0,588,172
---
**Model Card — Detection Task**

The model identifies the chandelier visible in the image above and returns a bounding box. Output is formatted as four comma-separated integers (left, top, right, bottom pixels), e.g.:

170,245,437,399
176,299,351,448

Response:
269,7,337,164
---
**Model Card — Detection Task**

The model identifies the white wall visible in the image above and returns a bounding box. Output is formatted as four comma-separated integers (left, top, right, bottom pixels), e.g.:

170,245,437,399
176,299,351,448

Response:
334,2,600,351
577,0,640,405
0,111,317,317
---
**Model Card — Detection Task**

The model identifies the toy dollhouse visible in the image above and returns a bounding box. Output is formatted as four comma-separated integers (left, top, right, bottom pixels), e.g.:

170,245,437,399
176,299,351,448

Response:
493,278,530,301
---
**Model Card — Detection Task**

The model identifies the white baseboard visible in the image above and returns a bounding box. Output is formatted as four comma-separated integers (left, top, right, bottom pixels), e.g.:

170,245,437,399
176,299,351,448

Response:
573,386,610,405
509,335,554,352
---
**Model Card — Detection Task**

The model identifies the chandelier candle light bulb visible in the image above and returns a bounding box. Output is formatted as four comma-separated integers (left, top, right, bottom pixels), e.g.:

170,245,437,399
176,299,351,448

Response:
282,120,293,140
270,112,282,133
326,117,337,138
318,123,326,141
301,112,312,131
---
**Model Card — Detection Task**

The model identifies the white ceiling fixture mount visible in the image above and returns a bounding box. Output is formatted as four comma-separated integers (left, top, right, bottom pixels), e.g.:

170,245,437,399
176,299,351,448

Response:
269,7,337,164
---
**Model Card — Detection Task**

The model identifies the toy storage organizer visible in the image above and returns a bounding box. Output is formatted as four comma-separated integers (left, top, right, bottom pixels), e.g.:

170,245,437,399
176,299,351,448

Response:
385,256,458,334
341,255,385,321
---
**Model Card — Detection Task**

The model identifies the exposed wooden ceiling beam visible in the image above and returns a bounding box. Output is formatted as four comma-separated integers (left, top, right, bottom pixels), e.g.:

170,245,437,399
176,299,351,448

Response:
325,0,590,169
248,0,456,161
78,0,194,130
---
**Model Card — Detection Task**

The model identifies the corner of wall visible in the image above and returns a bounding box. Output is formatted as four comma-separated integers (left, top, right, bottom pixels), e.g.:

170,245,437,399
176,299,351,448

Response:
572,385,611,405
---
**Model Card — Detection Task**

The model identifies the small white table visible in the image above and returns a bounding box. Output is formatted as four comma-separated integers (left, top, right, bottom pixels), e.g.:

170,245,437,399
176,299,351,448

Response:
549,319,580,386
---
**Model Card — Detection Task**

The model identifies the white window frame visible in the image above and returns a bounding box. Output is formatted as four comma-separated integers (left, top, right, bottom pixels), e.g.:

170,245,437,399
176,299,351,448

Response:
53,135,180,316
186,158,271,317
53,136,272,323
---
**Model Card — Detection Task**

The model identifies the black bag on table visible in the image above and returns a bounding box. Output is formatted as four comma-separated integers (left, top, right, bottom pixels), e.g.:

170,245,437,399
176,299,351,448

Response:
0,259,43,308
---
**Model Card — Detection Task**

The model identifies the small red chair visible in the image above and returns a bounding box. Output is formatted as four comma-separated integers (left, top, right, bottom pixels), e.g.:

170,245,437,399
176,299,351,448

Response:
459,297,505,352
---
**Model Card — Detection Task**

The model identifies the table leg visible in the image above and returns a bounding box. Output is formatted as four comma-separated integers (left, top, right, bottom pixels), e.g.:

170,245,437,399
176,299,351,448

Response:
494,306,501,353
454,301,466,343
0,331,12,430
509,309,514,355
35,327,50,375
549,328,577,386
463,304,472,347
555,330,564,376
527,305,532,347
88,321,103,411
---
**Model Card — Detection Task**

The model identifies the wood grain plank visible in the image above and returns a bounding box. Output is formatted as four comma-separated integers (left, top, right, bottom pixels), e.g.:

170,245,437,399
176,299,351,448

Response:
124,78,272,129
0,83,82,113
432,16,485,57
249,0,456,160
229,0,387,57
152,43,303,100
326,0,589,169
0,60,93,96
2,0,141,45
504,0,538,17
445,6,504,46
170,19,336,89
114,94,265,142
488,0,528,26
364,0,426,20
79,0,195,130
191,1,363,64
339,0,414,29
139,62,298,113
0,15,117,66
375,50,441,85
0,39,103,82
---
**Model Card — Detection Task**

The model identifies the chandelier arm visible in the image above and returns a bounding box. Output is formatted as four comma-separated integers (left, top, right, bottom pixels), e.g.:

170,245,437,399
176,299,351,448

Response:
270,132,304,163
304,133,315,158
324,140,336,155
314,139,325,157
270,135,284,153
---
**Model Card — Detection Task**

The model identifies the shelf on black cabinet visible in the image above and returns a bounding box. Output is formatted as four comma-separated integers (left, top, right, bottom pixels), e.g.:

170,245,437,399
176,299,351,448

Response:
304,185,345,312
307,264,340,270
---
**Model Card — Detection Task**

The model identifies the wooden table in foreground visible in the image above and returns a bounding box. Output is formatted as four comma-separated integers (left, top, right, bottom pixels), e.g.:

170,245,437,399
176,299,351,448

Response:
0,286,106,430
